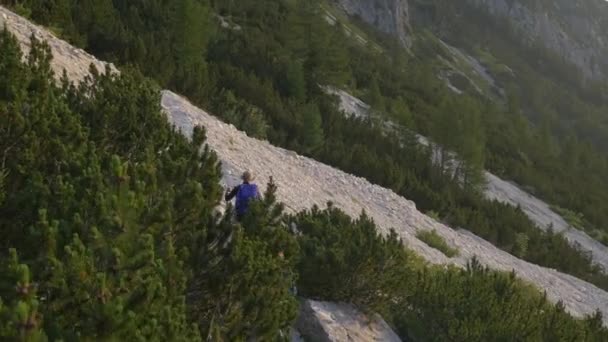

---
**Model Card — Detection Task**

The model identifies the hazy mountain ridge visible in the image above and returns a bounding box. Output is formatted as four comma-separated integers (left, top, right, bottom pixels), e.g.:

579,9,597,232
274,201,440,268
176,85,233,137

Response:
465,0,608,80
336,0,608,80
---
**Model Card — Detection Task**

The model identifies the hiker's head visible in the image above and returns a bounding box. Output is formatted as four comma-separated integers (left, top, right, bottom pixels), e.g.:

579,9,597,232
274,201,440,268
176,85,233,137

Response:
241,170,254,183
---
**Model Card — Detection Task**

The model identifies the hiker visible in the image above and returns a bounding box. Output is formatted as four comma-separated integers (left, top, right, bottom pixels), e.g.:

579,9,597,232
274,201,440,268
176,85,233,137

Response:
225,170,261,220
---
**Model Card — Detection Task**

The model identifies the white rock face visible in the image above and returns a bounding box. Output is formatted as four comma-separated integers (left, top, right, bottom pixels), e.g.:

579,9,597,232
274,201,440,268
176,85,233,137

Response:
2,4,608,325
323,86,371,119
333,0,411,47
296,300,401,342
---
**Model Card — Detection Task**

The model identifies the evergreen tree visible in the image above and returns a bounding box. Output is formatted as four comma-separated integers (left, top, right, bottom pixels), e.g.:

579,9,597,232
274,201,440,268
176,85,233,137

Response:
283,60,307,103
300,102,324,154
0,32,218,340
294,205,414,315
388,96,413,128
458,105,485,190
169,0,212,101
0,250,46,341
188,180,298,340
368,77,385,111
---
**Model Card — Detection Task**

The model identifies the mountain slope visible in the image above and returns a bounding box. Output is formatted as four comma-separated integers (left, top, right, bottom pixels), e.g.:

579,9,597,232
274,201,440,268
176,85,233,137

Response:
163,89,608,322
1,1,607,327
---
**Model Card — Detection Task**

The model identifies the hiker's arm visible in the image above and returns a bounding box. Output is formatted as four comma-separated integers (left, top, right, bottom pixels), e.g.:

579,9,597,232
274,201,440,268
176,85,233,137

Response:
225,185,240,201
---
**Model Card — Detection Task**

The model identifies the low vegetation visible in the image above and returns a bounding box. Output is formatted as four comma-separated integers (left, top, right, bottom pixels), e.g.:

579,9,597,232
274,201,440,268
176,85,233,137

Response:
416,229,460,257
552,205,608,246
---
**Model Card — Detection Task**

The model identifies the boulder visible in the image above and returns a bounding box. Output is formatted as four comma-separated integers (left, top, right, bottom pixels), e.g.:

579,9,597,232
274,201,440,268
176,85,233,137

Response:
296,300,401,342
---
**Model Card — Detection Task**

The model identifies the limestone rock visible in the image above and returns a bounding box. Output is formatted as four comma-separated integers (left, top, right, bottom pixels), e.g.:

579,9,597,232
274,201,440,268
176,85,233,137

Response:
332,0,412,48
296,300,401,342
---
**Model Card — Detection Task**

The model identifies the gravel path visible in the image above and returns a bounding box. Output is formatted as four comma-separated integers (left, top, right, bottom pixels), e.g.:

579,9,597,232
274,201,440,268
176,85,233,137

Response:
2,4,607,325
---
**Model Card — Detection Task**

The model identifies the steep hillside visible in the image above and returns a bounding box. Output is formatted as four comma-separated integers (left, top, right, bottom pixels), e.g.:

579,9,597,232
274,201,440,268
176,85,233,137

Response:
163,89,608,323
3,3,608,326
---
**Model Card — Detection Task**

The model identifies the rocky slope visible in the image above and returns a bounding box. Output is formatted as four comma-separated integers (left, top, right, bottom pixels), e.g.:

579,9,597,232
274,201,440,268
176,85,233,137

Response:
163,90,608,324
2,4,608,326
332,0,412,47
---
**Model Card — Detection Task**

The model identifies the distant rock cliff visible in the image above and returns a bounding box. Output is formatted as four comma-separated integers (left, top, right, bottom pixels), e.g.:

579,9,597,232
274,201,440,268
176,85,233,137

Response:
465,0,608,80
332,0,412,47
333,0,608,80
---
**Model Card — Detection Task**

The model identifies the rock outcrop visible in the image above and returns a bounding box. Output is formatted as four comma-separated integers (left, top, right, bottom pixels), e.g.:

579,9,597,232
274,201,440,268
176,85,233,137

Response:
296,300,401,342
332,0,412,47
2,4,608,326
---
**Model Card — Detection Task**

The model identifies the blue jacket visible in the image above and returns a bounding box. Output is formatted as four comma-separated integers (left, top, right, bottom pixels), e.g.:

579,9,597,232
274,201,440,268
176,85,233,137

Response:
225,182,260,217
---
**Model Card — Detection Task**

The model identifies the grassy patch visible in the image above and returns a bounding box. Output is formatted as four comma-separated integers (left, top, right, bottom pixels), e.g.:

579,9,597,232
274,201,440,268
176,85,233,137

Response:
12,4,32,18
474,48,514,79
551,205,608,247
551,205,585,230
416,229,459,257
426,210,441,221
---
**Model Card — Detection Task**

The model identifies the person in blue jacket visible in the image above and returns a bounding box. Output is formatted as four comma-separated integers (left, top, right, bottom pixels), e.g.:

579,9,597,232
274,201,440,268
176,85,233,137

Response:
225,170,260,220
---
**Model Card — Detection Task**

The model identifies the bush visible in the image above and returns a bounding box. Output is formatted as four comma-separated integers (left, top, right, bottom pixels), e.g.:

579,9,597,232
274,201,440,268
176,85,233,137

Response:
293,205,415,314
416,229,460,257
393,258,607,341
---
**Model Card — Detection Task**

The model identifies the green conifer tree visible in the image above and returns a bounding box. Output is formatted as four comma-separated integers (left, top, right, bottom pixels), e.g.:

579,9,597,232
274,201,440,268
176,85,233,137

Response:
300,102,324,154
188,179,298,340
0,250,46,342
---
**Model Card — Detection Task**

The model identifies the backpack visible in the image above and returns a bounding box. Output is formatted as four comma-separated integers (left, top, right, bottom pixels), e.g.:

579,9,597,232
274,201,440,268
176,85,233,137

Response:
235,183,259,216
